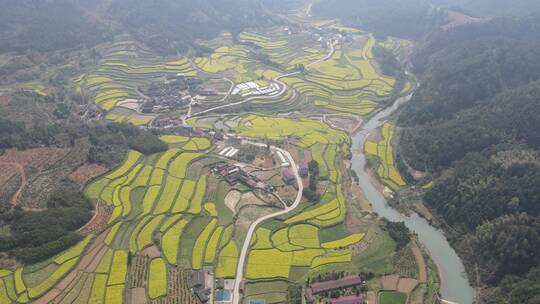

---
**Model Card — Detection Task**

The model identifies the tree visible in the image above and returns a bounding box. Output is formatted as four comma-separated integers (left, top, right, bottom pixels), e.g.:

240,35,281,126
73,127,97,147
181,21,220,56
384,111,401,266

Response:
308,160,320,176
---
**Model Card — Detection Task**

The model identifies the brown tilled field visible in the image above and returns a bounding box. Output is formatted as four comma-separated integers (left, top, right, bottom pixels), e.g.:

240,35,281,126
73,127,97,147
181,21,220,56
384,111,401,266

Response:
0,139,94,208
0,163,23,206
70,163,108,184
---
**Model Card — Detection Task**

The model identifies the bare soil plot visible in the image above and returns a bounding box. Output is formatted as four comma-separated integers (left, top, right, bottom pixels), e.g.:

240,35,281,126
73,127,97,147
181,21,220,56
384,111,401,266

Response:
131,288,148,304
367,291,377,304
78,203,112,235
0,147,68,171
442,10,485,30
225,190,242,213
411,244,427,282
381,274,399,290
397,277,418,293
235,192,267,212
0,162,24,206
69,163,108,184
1,141,90,208
141,245,162,259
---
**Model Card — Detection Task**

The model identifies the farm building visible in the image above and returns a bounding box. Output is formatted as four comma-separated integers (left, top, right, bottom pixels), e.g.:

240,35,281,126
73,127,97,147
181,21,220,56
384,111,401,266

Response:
282,169,296,185
305,275,364,303
217,164,242,184
189,271,205,288
215,164,263,188
299,161,309,177
189,270,211,303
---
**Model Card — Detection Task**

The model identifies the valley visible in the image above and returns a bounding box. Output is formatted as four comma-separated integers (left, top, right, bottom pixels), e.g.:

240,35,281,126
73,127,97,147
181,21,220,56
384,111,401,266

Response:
2,1,519,304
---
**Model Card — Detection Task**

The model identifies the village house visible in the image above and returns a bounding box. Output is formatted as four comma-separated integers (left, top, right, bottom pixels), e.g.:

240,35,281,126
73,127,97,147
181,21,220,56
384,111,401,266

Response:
299,161,309,177
282,169,296,185
189,270,211,303
304,275,364,304
214,164,263,189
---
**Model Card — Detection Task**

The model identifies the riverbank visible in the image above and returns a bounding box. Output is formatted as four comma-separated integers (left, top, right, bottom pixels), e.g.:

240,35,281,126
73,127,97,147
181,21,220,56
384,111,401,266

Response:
349,91,475,304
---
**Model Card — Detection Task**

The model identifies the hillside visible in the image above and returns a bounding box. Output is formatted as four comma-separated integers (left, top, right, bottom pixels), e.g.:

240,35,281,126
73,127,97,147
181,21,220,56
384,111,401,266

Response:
397,15,540,303
0,0,111,53
435,0,540,17
107,0,275,54
312,0,540,39
312,0,444,39
0,0,272,55
0,2,437,304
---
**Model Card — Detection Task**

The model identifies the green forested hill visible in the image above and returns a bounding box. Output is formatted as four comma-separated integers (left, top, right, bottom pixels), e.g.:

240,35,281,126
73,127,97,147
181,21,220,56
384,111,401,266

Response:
312,0,444,39
397,15,540,303
434,0,540,17
0,0,111,53
108,0,275,54
313,0,540,39
0,0,273,54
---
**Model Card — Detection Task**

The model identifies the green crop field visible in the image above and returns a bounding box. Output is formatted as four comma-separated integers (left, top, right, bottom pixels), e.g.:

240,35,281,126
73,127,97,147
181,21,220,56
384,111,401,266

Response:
74,40,197,125
0,12,419,302
234,115,372,281
74,21,401,124
216,242,239,278
364,122,406,189
321,233,365,249
379,291,407,304
0,235,93,303
148,258,167,299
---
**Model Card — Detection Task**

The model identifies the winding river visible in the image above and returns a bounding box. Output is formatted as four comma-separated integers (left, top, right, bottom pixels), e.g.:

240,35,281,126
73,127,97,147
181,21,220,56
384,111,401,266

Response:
350,93,475,304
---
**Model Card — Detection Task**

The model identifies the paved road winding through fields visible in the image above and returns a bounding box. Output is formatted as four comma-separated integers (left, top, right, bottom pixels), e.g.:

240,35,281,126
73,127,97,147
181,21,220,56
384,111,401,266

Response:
231,146,304,304
189,39,336,118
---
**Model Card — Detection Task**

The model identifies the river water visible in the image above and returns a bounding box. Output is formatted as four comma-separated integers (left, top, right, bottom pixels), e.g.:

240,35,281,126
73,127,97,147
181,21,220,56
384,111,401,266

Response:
349,93,474,304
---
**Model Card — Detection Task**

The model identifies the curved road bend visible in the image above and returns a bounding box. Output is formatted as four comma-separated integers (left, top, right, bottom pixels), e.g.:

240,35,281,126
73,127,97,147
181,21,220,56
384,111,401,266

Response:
232,146,304,304
189,39,336,118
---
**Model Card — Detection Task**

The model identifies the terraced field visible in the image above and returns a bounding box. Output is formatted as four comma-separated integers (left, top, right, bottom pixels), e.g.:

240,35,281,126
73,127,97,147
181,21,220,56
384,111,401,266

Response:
74,40,197,125
231,115,368,287
0,235,93,303
0,135,237,303
0,10,418,304
73,16,409,129
281,35,395,115
364,122,406,189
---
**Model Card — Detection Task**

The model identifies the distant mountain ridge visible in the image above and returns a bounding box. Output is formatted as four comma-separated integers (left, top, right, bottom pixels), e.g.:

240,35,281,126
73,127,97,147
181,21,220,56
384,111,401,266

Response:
0,0,273,54
434,0,540,17
312,0,540,39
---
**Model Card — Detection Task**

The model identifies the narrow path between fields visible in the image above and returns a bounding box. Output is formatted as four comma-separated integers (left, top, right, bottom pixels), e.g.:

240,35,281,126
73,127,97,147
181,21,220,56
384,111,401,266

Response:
0,162,26,206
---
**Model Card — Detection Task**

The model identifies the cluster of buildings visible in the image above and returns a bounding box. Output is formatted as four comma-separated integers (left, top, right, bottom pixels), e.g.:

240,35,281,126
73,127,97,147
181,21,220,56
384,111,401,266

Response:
231,81,280,97
281,161,309,185
140,73,217,114
214,164,267,190
188,270,237,304
306,26,351,49
304,275,366,304
189,270,212,303
151,117,183,128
